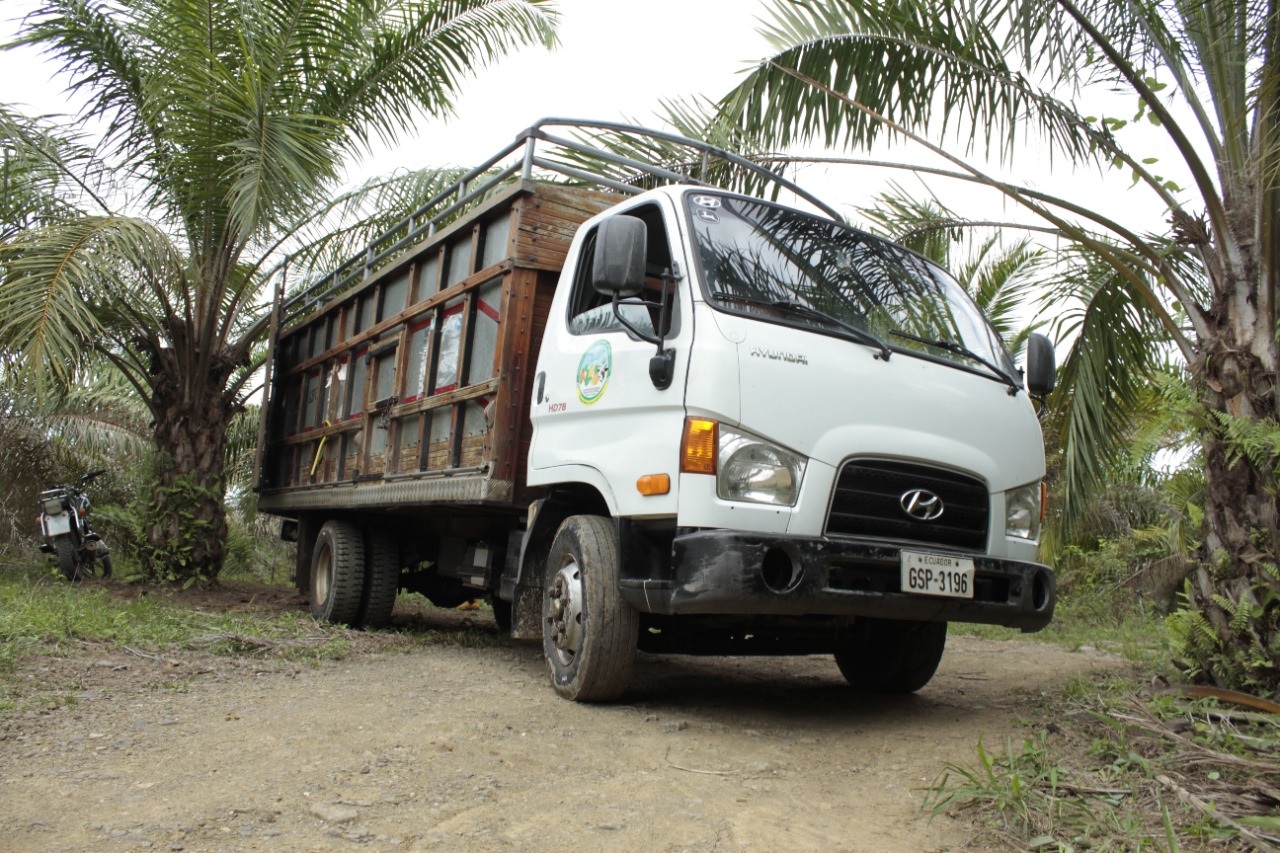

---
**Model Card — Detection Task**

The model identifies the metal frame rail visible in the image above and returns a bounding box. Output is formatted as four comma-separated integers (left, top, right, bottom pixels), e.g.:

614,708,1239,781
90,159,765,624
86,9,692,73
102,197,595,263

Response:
278,118,841,327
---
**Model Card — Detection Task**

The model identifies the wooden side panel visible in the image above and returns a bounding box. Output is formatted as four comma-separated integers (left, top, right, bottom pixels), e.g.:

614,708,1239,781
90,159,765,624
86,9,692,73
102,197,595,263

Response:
259,181,616,511
512,186,617,271
491,265,542,488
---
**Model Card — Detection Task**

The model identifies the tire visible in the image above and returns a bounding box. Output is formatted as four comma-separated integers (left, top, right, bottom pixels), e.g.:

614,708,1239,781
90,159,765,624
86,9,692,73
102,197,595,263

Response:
359,531,400,630
99,552,113,579
53,537,78,582
310,520,366,625
834,618,947,694
542,515,638,702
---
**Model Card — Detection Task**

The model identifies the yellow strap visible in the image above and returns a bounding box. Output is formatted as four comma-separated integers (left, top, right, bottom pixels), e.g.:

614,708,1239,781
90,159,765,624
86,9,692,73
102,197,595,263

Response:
309,420,332,477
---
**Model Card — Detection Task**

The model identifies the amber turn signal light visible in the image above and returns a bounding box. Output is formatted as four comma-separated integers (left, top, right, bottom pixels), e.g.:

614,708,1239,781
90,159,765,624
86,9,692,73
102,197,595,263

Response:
636,474,671,496
681,417,718,474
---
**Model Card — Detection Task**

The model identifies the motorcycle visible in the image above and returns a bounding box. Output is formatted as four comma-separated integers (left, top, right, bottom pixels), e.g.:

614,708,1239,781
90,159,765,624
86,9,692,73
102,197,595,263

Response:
38,469,113,581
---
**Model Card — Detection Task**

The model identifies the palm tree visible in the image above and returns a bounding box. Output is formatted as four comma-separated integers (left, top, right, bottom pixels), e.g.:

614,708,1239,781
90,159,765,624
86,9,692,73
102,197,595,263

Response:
716,0,1279,693
0,0,558,583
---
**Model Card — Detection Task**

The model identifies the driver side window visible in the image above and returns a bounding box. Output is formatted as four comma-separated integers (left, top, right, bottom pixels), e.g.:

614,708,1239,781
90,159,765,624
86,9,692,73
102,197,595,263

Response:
567,203,677,337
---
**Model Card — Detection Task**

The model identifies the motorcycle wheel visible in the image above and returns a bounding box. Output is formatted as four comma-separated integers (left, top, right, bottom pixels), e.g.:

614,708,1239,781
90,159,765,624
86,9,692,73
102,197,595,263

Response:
53,537,78,582
99,552,113,579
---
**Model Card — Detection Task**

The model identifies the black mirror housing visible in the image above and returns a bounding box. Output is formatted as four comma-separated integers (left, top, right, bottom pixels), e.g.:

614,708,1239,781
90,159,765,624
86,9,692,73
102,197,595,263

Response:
592,215,646,297
1025,333,1056,397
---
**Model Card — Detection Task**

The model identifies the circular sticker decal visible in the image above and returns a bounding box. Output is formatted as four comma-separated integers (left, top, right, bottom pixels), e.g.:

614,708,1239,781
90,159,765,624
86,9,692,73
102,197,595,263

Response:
576,340,612,405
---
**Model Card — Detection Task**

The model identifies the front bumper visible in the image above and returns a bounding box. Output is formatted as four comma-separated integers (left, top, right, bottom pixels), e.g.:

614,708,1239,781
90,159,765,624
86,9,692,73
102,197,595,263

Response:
619,530,1055,632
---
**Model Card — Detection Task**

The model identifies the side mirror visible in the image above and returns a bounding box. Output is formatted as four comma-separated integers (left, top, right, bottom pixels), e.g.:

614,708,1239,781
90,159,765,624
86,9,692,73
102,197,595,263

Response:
1025,333,1056,397
592,215,646,297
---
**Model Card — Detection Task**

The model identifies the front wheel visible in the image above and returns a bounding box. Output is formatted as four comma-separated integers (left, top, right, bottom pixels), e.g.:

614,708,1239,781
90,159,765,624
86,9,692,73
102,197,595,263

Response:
834,619,947,694
542,515,638,702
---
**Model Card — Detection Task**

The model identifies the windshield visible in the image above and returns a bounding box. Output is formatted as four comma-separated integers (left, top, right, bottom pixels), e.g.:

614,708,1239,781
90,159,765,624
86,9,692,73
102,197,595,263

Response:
686,193,1016,380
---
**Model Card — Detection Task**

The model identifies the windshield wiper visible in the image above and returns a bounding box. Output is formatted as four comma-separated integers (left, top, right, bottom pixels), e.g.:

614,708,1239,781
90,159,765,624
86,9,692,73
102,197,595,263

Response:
710,291,891,361
889,330,1020,394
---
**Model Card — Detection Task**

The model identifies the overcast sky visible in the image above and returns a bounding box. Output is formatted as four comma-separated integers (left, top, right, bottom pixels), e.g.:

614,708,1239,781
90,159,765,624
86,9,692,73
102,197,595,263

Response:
1,0,1183,236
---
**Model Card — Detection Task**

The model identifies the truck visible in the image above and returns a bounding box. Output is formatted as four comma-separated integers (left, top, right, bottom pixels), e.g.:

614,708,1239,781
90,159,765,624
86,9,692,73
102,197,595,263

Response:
254,119,1058,702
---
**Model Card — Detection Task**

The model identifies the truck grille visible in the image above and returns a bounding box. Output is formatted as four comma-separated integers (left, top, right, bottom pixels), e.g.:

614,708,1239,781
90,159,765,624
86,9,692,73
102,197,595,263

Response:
825,460,988,551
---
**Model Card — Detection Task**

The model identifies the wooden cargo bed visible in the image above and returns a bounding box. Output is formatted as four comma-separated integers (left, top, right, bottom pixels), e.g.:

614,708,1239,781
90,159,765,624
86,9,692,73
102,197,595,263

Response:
256,181,618,515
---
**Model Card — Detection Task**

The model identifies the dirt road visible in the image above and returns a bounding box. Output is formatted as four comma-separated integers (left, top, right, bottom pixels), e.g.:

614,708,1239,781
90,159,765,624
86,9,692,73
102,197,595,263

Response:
0,606,1117,853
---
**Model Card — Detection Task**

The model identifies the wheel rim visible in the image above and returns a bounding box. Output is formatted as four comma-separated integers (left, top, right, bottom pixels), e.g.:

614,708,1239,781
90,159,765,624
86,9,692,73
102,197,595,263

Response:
547,559,584,666
314,544,334,605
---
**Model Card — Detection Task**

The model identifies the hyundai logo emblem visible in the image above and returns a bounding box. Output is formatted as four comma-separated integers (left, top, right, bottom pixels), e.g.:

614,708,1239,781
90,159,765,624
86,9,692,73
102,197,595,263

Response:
900,488,944,521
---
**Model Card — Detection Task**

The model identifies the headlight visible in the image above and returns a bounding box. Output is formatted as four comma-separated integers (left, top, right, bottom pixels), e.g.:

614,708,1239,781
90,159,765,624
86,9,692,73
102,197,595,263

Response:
717,428,807,506
1005,483,1042,540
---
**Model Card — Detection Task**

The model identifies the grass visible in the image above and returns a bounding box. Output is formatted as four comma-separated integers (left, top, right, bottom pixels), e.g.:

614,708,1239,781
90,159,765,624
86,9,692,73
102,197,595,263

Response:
0,562,347,659
0,556,512,715
939,584,1280,850
925,671,1280,851
0,560,345,712
951,586,1175,670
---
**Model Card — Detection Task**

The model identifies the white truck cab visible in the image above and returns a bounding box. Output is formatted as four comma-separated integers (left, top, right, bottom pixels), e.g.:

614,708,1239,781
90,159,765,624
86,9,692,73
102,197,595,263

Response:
520,182,1054,699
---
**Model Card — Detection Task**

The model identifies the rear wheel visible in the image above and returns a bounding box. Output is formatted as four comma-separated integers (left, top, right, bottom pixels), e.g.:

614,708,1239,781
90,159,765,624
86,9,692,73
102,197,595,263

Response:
310,520,366,625
53,537,78,582
542,515,638,702
834,619,947,694
359,531,400,629
99,552,113,579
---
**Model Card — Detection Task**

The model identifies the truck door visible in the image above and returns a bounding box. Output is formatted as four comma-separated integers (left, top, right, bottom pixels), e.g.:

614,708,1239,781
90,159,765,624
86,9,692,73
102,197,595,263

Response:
529,199,690,518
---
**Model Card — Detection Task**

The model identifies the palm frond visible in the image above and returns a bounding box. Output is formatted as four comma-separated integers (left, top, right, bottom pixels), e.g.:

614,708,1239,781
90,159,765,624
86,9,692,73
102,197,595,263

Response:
308,0,558,151
0,105,114,233
16,1,165,192
526,100,795,204
0,352,150,459
273,165,477,307
0,215,183,385
223,402,262,488
961,237,1047,349
288,166,472,268
1042,244,1171,541
858,189,965,264
720,0,1110,167
859,189,1047,346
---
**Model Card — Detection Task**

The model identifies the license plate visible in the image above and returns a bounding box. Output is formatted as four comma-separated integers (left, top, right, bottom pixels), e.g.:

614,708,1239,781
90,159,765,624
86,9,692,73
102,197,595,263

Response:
900,550,975,599
45,514,71,536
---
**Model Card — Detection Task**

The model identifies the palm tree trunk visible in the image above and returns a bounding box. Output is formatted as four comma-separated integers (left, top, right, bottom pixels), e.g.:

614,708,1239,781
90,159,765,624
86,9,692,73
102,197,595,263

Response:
1188,264,1280,693
142,344,235,583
